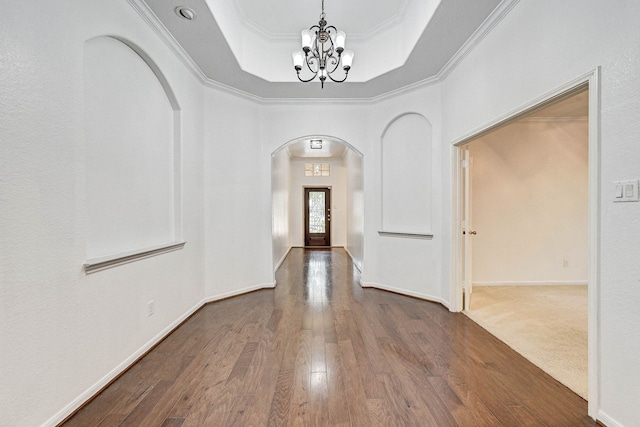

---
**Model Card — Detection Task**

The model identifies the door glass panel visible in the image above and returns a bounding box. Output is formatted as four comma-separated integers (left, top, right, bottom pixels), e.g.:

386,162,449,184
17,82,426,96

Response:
309,191,326,233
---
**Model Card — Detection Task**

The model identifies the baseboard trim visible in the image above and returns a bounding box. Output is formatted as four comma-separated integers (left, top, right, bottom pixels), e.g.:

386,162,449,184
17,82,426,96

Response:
47,281,278,426
46,298,204,426
292,245,345,249
274,246,293,272
473,281,588,287
344,247,362,272
597,410,622,427
360,281,449,309
202,282,277,304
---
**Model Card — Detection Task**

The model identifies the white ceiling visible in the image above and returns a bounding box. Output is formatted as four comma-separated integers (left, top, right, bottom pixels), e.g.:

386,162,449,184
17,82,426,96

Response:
233,0,407,37
138,0,506,99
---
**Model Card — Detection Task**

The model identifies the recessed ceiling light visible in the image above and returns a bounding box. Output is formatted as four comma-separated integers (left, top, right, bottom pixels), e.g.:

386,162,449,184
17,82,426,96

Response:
310,139,322,149
175,6,196,21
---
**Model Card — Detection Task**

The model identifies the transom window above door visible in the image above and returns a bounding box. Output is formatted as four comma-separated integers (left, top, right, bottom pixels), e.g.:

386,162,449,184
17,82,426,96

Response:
305,163,330,177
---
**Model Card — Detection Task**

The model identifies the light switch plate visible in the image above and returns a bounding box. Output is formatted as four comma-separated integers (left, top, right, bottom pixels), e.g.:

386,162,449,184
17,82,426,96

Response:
614,179,639,202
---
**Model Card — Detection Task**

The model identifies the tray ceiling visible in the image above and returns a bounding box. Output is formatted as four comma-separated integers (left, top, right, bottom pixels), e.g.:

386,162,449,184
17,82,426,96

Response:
135,0,507,99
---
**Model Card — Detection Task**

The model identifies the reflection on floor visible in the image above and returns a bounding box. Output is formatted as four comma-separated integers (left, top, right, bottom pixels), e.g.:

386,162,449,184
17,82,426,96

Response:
464,285,588,399
63,250,594,425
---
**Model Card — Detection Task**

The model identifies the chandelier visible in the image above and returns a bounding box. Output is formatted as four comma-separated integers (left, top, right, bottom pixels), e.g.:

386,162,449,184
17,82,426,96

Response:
291,0,354,88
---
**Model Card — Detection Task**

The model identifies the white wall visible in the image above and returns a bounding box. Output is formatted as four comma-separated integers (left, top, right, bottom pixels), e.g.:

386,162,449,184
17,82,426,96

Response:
203,88,274,296
381,113,433,234
271,149,291,271
0,1,205,425
470,119,589,285
362,84,446,304
84,36,177,259
345,149,364,270
441,1,640,425
288,159,347,247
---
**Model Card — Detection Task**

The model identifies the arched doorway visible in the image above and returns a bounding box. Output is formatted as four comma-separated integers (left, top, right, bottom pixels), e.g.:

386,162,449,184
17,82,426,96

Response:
271,135,364,278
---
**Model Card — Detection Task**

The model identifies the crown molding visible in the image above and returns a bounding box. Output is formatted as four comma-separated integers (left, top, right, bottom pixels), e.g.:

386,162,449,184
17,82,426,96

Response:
126,0,208,83
369,75,440,103
437,0,520,80
257,68,441,105
126,0,265,104
348,0,410,42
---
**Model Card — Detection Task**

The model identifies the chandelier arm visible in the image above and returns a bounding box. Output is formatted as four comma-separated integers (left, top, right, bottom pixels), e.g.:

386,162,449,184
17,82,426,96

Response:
326,56,341,74
296,71,318,83
304,55,319,73
326,68,349,83
297,55,319,82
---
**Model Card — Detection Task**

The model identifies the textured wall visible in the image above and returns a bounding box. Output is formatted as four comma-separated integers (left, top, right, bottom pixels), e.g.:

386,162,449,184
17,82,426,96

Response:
363,83,445,304
84,36,176,259
345,149,365,270
0,2,205,425
271,149,291,270
381,113,432,233
203,89,273,297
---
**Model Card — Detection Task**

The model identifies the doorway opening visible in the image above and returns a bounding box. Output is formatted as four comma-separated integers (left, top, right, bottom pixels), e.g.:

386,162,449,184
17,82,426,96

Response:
270,135,364,280
305,187,331,247
452,71,600,418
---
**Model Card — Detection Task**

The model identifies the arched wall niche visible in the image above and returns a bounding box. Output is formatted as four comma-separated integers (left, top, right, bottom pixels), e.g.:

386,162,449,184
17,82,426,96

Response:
84,36,183,270
380,112,433,235
271,135,365,274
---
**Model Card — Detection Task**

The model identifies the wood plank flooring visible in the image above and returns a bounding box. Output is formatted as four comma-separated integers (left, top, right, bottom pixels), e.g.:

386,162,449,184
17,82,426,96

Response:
62,248,598,426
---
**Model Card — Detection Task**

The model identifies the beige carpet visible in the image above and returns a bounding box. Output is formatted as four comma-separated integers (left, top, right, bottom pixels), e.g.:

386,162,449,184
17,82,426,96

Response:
463,285,588,399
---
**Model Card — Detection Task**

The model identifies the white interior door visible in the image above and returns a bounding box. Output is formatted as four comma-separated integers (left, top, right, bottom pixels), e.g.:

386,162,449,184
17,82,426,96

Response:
462,146,474,310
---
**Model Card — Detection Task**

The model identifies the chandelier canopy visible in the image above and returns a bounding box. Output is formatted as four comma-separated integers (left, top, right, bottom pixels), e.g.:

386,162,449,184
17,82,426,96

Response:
292,0,354,88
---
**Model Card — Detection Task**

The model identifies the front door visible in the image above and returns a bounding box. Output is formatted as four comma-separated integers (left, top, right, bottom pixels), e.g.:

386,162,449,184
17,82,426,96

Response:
304,188,331,247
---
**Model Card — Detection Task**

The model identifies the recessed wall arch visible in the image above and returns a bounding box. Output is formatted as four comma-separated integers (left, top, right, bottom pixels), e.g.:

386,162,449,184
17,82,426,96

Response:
89,35,181,111
83,35,184,272
380,112,433,237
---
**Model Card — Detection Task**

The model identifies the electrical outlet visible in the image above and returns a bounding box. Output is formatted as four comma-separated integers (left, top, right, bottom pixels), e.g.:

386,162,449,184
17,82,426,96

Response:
148,300,155,317
563,259,569,268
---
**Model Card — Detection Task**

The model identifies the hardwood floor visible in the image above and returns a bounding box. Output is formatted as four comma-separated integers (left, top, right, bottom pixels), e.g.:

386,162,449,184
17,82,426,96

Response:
62,248,597,426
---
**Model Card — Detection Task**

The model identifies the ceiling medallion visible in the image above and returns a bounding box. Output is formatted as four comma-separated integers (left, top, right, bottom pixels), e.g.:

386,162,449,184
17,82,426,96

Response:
291,0,354,89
